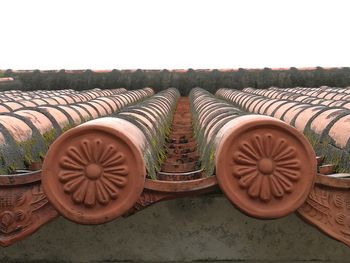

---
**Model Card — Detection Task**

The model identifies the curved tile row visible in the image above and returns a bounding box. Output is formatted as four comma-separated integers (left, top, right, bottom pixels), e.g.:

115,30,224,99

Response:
159,97,202,179
273,86,344,99
276,86,350,96
0,88,75,95
269,86,350,100
190,88,316,219
111,88,179,179
0,88,153,174
0,88,127,111
41,88,179,224
190,88,246,177
216,88,350,172
0,89,78,102
244,87,350,110
0,77,14,82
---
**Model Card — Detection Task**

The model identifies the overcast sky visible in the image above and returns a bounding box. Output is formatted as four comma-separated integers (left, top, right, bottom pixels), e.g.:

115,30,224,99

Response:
1,0,349,70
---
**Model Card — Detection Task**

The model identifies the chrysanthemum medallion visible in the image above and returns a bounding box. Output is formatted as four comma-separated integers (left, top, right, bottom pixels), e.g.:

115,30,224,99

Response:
216,116,316,219
42,125,145,224
59,139,128,207
232,133,301,202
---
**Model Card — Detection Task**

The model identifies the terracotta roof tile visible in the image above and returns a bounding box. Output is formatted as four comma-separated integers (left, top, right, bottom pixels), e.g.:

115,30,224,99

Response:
1,86,350,249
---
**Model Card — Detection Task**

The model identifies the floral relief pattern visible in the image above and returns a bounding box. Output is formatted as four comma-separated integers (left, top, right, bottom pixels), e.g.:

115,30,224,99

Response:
0,185,50,238
59,139,128,207
232,133,300,202
298,187,350,247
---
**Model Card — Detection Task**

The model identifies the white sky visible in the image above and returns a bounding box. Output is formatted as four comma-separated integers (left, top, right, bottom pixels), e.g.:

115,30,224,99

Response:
1,0,349,70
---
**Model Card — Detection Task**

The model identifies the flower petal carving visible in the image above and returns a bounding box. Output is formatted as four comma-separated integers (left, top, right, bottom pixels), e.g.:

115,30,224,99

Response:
59,139,129,207
232,133,300,202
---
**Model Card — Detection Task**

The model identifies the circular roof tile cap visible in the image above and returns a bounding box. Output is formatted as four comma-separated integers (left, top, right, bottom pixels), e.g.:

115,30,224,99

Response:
215,115,316,219
42,123,146,224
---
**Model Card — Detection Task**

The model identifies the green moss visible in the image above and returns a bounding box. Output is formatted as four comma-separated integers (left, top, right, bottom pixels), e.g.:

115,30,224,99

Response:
337,167,348,173
304,130,320,148
302,130,350,172
23,155,33,167
157,148,167,165
162,125,171,137
151,137,157,148
0,155,7,175
62,123,75,133
38,151,45,160
144,152,156,180
7,162,17,174
16,137,37,168
310,133,349,173
0,154,5,166
325,152,343,172
42,129,57,148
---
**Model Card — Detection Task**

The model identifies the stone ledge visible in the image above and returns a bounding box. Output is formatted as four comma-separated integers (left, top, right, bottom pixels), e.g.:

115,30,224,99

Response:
1,195,350,262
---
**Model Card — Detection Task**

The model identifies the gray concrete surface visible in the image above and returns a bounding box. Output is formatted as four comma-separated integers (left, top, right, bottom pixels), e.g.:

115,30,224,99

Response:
0,194,350,262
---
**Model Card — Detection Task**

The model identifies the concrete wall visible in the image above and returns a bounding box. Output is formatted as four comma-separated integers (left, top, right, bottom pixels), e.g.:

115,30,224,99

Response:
1,195,350,262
